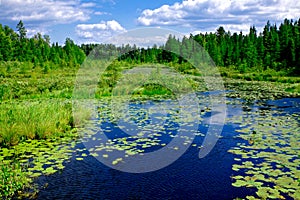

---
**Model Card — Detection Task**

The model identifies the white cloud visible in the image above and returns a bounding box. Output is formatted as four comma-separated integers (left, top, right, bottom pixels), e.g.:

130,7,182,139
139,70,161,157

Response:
76,20,126,43
108,34,169,48
106,28,184,48
26,27,48,38
0,0,90,23
81,2,96,8
137,0,300,33
94,11,111,16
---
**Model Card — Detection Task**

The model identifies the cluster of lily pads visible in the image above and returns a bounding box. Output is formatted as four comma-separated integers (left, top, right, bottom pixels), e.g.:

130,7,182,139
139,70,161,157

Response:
75,97,207,168
228,99,300,200
224,78,300,101
0,132,79,198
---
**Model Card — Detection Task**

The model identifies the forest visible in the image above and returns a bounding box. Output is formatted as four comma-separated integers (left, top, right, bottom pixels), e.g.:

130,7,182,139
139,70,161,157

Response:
82,19,300,76
0,19,299,75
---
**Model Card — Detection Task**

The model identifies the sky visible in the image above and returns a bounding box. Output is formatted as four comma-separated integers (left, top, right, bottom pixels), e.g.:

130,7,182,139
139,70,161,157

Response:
0,0,299,45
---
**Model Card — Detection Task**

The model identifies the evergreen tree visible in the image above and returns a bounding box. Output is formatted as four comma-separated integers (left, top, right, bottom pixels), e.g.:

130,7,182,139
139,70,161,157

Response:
16,20,27,40
0,19,299,75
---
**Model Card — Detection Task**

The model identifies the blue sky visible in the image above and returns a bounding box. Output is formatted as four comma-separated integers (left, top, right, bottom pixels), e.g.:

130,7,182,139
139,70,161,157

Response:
0,0,299,45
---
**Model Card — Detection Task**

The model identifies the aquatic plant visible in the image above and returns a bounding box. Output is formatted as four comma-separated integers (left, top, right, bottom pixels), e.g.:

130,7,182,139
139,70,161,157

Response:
0,131,81,198
228,100,300,199
0,162,29,199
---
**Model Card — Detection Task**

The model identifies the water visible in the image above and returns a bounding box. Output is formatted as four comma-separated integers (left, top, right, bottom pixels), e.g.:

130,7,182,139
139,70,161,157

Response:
35,97,300,200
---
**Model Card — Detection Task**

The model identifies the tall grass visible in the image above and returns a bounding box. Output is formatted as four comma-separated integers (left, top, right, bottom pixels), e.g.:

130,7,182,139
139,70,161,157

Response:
0,100,75,147
0,61,76,101
0,99,90,198
0,61,94,198
219,66,300,84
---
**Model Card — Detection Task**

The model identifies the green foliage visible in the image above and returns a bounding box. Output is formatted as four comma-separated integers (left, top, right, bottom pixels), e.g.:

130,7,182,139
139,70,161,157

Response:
0,162,29,199
0,101,74,146
0,61,76,100
219,66,300,86
133,84,173,96
79,18,300,76
16,20,27,40
2,19,299,75
0,22,86,67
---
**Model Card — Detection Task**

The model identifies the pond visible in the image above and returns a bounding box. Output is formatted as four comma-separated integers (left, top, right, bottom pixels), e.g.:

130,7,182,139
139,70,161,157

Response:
34,94,300,200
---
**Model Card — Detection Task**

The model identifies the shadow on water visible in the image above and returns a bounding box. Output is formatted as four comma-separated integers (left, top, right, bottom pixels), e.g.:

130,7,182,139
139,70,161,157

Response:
34,96,300,200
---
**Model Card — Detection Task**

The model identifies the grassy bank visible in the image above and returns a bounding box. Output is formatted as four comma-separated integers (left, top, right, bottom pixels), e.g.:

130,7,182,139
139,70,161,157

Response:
0,98,92,199
219,65,300,84
0,62,86,199
1,61,300,146
0,61,76,101
0,100,74,147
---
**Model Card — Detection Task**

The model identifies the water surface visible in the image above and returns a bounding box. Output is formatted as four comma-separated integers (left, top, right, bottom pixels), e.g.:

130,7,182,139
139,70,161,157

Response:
35,96,300,199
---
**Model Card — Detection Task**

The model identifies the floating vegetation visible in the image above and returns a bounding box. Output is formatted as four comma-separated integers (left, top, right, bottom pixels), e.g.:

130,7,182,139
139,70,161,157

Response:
77,96,208,171
0,132,80,198
112,158,123,165
228,99,300,199
0,161,29,199
224,78,300,102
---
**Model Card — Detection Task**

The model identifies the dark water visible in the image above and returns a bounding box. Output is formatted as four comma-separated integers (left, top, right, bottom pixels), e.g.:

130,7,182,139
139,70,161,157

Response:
35,97,300,200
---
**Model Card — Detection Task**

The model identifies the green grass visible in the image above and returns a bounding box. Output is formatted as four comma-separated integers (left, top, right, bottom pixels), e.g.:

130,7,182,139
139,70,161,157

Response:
219,66,300,84
0,99,90,198
0,100,76,147
133,84,173,96
0,61,90,198
0,61,76,101
285,84,300,93
96,62,200,97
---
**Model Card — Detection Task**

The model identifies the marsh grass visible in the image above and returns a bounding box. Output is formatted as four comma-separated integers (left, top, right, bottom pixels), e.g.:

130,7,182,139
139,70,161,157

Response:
0,99,90,198
133,84,173,96
0,61,76,101
96,62,199,97
220,66,300,84
0,100,75,147
285,84,300,93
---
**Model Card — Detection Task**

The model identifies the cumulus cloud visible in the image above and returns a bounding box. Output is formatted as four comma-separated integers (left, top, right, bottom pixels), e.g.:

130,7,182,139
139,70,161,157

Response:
76,20,126,43
0,0,90,24
26,26,49,38
137,0,300,33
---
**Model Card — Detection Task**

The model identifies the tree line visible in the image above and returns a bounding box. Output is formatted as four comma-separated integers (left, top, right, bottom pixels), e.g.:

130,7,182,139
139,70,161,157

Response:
81,18,300,75
0,19,299,75
193,19,300,75
0,20,85,68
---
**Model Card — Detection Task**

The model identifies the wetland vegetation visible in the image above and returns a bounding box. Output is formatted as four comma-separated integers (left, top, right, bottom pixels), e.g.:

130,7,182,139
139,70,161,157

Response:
0,19,300,199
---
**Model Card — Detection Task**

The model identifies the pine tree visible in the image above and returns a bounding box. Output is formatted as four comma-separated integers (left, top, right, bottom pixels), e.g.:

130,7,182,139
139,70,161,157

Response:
16,20,27,40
